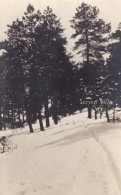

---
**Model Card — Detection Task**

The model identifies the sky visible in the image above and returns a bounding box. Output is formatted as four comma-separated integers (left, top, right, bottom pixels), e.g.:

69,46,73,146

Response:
0,0,121,60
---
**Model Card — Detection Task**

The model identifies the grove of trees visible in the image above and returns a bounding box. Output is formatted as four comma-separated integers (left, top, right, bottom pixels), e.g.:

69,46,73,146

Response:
0,3,121,132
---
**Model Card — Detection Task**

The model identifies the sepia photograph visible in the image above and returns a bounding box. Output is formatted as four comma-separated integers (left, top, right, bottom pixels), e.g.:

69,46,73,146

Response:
0,0,121,194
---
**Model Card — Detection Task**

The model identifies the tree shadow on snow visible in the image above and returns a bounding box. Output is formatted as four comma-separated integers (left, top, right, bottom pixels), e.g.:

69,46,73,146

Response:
33,129,90,150
33,122,121,150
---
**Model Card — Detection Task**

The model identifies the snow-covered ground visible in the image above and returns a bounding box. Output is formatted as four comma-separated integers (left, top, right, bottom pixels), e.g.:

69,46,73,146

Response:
0,112,121,195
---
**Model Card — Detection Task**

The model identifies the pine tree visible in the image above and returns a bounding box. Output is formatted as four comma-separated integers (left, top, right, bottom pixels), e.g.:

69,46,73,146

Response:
107,23,121,108
0,4,78,131
0,29,26,129
21,4,45,131
35,7,74,124
70,2,111,118
0,6,38,132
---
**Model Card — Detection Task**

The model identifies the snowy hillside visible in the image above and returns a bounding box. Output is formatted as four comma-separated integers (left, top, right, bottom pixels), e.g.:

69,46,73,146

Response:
0,112,121,195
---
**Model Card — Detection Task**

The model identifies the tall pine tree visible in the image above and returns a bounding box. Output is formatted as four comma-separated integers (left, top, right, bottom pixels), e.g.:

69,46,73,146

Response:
70,2,111,118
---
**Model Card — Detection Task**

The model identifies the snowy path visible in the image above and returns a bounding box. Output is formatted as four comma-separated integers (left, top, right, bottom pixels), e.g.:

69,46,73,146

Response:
0,113,121,195
90,123,121,195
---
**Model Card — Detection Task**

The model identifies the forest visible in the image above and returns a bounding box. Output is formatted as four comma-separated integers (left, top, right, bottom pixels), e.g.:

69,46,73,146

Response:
0,2,121,133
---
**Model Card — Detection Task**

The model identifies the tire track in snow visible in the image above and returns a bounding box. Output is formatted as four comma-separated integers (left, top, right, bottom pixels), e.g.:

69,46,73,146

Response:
90,128,121,195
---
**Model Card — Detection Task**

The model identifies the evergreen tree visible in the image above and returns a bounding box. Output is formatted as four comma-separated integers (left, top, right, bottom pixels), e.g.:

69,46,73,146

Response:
0,6,38,132
36,7,74,124
0,4,75,131
22,4,45,131
0,26,27,129
70,2,111,118
107,23,121,108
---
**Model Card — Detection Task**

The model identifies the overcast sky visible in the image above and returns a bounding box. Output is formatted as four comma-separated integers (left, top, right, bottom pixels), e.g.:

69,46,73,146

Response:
0,0,121,60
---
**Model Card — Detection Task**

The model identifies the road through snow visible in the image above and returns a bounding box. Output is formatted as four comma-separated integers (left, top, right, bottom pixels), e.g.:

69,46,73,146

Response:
90,123,121,195
0,113,121,195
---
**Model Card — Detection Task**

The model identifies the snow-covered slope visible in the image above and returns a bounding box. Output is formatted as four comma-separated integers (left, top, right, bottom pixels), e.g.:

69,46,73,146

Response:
0,112,121,195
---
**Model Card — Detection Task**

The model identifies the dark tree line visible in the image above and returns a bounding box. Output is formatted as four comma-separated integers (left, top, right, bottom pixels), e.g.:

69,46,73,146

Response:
0,3,121,132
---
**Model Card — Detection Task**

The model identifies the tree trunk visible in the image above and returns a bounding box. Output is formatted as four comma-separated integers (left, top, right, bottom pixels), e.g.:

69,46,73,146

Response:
44,96,50,128
53,114,58,125
106,107,110,122
3,107,6,131
53,91,58,125
18,112,21,123
13,110,16,127
38,109,44,131
11,108,14,129
85,28,89,65
113,106,115,123
99,108,103,119
0,107,2,130
28,121,34,133
22,112,25,124
26,108,34,133
88,105,92,119
3,122,6,131
95,109,97,120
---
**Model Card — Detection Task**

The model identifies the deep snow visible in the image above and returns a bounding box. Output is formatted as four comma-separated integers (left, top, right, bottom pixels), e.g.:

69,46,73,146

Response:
0,112,121,195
